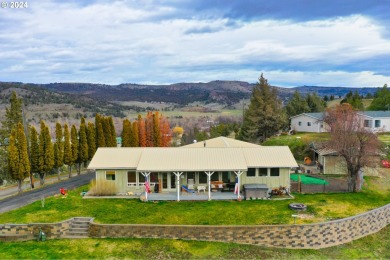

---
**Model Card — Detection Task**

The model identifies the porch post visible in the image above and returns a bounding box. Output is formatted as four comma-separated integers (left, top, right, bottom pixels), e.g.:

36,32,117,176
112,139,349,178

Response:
234,171,243,199
173,172,183,202
205,171,214,201
140,172,151,201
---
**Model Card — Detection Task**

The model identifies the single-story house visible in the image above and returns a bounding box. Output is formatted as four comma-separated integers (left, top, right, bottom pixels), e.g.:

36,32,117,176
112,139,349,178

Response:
88,137,298,201
290,113,328,133
291,111,390,133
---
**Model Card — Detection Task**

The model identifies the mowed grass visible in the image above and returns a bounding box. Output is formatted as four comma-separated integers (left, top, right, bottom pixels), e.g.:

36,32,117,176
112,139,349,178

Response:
0,225,389,259
0,173,389,225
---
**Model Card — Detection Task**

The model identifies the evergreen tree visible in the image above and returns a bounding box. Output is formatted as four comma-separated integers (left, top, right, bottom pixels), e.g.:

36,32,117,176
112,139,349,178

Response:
8,123,30,193
1,91,23,141
285,91,310,118
38,121,54,185
71,125,78,176
239,74,287,142
341,91,364,110
368,84,390,111
87,122,96,160
306,93,326,113
121,119,132,147
54,122,63,180
78,117,89,173
132,121,139,147
63,124,73,178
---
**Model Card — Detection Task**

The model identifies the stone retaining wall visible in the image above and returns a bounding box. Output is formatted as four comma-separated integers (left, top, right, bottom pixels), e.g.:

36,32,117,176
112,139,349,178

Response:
1,204,389,248
0,219,71,242
89,203,390,249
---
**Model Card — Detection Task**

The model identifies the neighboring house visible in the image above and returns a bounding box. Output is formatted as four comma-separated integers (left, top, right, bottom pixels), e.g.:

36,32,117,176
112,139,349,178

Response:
291,111,390,133
290,113,328,133
88,137,298,200
358,111,390,133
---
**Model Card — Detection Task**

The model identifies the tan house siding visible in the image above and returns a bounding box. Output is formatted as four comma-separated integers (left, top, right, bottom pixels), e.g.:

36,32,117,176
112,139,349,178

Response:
241,168,290,189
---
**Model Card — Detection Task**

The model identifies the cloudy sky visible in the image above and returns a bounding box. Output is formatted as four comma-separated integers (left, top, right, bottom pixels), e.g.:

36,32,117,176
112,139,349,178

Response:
1,0,390,87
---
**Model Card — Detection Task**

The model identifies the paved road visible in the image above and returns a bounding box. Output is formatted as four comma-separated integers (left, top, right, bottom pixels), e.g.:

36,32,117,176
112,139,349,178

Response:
0,171,95,214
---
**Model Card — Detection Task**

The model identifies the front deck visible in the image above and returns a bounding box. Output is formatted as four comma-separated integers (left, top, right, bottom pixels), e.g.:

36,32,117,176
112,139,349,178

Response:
145,191,239,201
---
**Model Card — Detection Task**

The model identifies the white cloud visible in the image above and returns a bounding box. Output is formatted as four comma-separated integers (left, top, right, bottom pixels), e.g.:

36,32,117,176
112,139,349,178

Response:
0,1,389,87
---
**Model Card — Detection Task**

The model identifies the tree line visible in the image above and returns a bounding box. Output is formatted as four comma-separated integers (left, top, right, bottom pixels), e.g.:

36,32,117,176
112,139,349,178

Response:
1,91,172,192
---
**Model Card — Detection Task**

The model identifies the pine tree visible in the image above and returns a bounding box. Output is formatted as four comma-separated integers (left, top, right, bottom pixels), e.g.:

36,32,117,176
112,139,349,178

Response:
78,117,88,174
8,123,30,193
132,121,139,147
63,124,73,178
239,74,287,142
38,121,54,185
285,91,310,118
54,122,63,180
29,126,39,181
121,119,132,147
138,115,146,147
71,125,78,176
87,122,96,160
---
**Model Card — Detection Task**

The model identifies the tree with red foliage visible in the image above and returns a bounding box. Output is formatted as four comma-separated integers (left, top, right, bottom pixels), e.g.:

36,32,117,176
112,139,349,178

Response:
324,104,380,192
138,115,146,147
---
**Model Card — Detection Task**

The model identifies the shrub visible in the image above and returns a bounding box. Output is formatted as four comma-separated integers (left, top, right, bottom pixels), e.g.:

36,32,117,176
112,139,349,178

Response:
89,179,117,196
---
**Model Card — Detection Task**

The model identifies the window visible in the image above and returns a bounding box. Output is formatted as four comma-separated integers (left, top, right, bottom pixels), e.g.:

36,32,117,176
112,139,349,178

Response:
199,172,207,183
211,172,219,181
127,171,136,182
375,120,381,128
247,168,256,177
364,120,372,127
222,171,230,183
106,171,116,180
298,121,302,126
270,168,280,177
307,122,311,126
259,168,268,177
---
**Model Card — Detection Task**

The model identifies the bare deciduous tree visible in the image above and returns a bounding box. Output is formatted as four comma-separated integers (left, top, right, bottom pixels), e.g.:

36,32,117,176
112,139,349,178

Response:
324,104,380,192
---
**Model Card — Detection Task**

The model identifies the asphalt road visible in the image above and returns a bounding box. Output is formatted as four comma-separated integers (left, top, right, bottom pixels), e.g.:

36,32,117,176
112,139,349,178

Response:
0,171,95,214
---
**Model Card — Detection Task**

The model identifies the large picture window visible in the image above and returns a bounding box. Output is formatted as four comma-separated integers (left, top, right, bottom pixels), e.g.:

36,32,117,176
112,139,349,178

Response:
106,171,116,181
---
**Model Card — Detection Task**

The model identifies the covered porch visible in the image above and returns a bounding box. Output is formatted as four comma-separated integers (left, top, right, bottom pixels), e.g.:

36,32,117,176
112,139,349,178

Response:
145,191,238,201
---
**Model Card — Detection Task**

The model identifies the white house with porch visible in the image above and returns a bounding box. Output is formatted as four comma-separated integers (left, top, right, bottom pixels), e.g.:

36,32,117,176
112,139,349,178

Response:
88,137,298,201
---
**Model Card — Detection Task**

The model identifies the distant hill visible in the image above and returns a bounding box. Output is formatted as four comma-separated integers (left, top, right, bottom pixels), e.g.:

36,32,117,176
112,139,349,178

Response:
31,81,380,105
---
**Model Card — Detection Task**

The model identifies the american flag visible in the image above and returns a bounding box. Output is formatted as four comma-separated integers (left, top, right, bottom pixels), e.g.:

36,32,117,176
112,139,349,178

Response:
145,177,151,193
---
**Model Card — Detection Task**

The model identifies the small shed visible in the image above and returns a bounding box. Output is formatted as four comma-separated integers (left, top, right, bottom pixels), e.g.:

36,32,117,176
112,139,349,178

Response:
243,184,269,200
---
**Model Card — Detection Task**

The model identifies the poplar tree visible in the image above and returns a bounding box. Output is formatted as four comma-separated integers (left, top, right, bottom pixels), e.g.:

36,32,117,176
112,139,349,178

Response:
138,115,146,147
87,122,96,160
131,121,139,147
108,116,117,147
239,74,287,142
63,124,73,178
38,121,54,185
121,119,132,147
103,117,112,147
54,122,63,180
78,117,88,173
160,117,172,147
8,123,30,193
71,125,78,176
97,121,106,147
145,112,154,147
29,126,39,186
95,113,102,148
1,91,23,140
153,112,162,147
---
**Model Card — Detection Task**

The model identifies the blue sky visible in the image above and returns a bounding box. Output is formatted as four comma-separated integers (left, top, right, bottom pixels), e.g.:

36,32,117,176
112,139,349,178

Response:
1,0,390,87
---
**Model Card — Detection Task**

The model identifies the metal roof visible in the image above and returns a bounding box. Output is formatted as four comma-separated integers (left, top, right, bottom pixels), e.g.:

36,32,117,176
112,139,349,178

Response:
357,111,390,118
242,147,298,168
88,145,298,171
88,147,144,169
137,148,247,172
183,136,261,148
290,112,324,120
